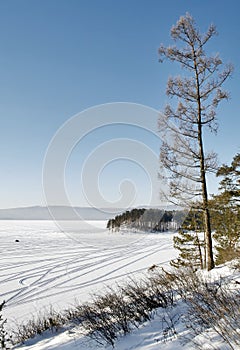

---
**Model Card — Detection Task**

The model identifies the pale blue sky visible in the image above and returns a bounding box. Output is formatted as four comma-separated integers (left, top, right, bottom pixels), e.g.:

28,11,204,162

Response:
0,0,239,209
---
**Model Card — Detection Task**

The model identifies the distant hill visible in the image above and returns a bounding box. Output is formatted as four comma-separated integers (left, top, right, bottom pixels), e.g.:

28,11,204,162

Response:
0,205,180,221
0,206,124,220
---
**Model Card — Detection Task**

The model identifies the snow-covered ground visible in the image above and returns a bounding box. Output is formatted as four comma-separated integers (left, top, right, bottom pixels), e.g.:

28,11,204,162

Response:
13,262,240,350
1,221,239,350
0,220,176,329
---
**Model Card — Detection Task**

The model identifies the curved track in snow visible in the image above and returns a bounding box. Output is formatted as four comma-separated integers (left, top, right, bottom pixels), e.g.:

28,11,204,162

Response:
0,220,176,326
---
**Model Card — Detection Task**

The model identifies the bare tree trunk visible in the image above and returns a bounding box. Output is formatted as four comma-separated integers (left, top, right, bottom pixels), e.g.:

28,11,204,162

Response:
195,233,203,270
194,49,215,271
198,123,214,270
204,208,214,270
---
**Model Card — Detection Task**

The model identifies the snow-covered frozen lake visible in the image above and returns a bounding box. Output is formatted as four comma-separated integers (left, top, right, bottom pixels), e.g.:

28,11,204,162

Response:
0,220,176,328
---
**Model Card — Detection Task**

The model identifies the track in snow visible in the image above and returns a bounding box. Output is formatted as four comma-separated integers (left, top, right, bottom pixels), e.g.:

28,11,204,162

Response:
0,220,176,326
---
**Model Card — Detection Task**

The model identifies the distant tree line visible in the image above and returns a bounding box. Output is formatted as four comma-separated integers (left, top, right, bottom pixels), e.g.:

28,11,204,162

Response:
107,208,187,233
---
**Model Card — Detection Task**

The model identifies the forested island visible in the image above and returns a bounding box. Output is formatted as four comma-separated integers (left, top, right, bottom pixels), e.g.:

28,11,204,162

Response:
107,208,187,232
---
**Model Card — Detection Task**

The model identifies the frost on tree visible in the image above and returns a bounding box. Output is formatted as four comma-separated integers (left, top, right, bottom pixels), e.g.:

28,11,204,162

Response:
158,13,233,270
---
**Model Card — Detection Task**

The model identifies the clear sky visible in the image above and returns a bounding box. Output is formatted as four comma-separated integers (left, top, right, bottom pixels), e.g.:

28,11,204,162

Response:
0,0,239,209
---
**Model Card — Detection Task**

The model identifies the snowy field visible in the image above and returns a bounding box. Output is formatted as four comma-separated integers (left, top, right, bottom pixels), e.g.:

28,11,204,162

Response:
1,221,239,350
0,220,176,330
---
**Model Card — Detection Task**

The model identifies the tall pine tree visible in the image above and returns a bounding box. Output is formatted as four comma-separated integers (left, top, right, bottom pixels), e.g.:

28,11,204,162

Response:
158,13,233,270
